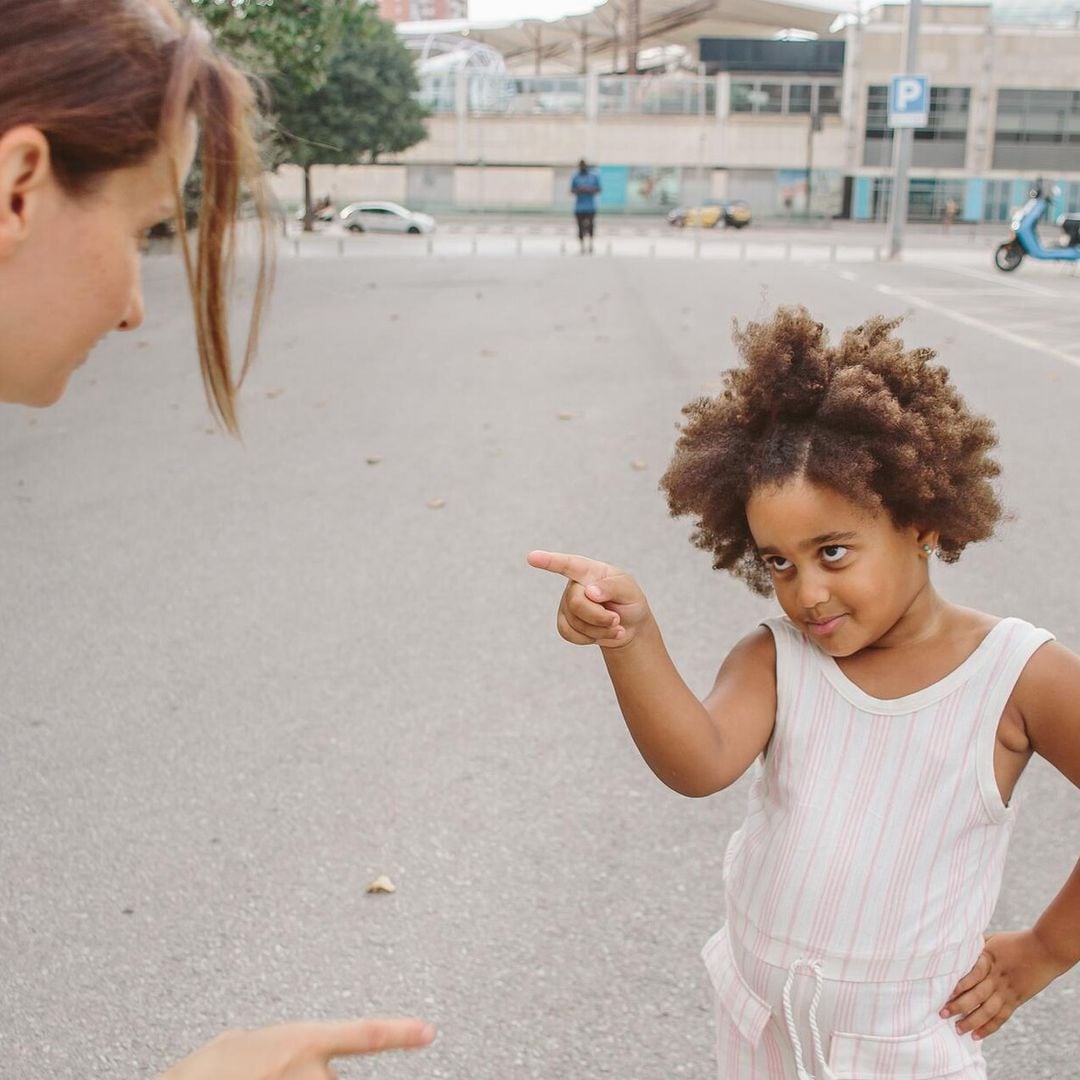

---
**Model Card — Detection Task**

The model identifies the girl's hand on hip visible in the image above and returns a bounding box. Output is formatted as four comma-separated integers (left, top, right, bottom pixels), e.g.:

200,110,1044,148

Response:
527,550,651,649
159,1017,436,1080
941,930,1065,1040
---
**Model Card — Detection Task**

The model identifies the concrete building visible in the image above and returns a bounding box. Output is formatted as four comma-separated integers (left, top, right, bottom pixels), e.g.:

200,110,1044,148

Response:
378,0,467,24
272,1,1080,223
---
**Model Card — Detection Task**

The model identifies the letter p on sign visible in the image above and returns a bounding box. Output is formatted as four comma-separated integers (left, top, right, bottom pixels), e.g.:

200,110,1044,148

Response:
889,74,930,128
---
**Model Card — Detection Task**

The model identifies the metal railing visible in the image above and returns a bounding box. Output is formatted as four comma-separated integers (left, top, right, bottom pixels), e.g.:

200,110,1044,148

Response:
596,77,715,116
416,72,715,117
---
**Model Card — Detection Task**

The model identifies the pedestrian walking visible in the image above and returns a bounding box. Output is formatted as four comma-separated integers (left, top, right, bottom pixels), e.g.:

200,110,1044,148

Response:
529,307,1080,1079
0,2,434,1076
943,196,959,233
571,158,601,254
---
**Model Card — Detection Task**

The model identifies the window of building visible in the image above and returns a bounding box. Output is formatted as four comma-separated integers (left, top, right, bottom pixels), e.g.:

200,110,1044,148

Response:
759,83,784,113
982,179,1014,223
993,89,1080,170
864,85,970,167
732,82,755,112
868,177,966,223
788,83,812,114
816,84,841,115
731,77,842,116
865,85,970,142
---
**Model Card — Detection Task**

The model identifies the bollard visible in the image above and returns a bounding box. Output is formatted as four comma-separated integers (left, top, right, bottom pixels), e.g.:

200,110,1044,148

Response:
516,235,523,256
740,241,747,261
337,237,344,257
649,241,656,258
426,236,434,256
560,238,567,255
829,243,837,262
292,238,300,256
784,242,792,261
693,233,701,259
471,236,478,255
605,240,612,256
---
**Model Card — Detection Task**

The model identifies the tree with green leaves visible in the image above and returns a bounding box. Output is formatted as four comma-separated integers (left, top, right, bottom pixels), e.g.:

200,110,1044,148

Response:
273,5,428,228
187,0,350,98
187,0,428,231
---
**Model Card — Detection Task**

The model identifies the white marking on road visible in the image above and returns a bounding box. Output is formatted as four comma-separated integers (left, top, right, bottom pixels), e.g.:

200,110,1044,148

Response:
874,284,1080,370
901,286,1016,296
839,271,858,282
1007,321,1055,332
911,262,1065,298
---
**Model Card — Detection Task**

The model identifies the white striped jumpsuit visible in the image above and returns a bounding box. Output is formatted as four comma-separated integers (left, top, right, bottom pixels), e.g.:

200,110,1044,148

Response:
703,616,1053,1079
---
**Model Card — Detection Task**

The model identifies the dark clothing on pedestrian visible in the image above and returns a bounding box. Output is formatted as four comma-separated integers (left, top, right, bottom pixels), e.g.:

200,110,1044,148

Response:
575,211,596,242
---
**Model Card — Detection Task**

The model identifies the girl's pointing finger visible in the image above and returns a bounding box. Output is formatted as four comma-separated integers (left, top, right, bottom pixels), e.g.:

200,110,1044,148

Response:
527,549,611,586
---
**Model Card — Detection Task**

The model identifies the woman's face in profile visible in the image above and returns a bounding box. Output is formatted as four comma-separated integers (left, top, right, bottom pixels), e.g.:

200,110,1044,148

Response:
0,117,196,407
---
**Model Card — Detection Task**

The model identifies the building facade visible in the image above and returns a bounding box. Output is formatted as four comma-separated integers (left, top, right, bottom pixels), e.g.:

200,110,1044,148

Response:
378,0,467,23
273,3,1080,222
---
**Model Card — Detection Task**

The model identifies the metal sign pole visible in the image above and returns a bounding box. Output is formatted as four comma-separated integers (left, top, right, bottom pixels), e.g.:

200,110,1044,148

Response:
807,107,821,214
886,0,923,260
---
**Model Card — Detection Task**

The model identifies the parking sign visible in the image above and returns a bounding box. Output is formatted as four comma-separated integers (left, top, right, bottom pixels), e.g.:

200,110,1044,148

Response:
888,74,930,128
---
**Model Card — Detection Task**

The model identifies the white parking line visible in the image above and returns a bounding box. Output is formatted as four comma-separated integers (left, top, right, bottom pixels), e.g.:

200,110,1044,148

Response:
1007,321,1056,332
910,262,1065,298
838,270,858,282
874,283,1080,370
900,286,1013,296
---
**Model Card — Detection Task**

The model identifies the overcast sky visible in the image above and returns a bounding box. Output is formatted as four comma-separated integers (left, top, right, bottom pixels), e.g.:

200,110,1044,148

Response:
468,0,861,20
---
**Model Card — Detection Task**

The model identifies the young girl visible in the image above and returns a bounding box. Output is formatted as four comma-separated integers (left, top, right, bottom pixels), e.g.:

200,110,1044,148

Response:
528,307,1080,1079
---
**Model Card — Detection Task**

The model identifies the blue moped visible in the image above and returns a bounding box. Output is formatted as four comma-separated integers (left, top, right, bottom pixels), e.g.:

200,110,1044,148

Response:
994,181,1080,271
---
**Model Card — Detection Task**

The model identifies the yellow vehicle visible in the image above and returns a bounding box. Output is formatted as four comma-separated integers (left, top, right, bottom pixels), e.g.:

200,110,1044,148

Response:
667,199,752,229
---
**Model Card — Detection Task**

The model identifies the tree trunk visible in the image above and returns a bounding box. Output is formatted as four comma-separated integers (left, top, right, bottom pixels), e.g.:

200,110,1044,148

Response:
303,164,314,232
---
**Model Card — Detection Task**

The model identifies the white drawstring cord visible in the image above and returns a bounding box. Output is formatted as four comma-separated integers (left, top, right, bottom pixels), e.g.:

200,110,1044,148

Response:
782,959,837,1080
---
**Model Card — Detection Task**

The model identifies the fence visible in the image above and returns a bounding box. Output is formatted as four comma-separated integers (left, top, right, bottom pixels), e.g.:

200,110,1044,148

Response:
417,72,718,117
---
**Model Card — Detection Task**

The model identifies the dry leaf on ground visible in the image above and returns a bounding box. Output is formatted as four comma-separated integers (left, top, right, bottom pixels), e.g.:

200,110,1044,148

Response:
366,876,396,894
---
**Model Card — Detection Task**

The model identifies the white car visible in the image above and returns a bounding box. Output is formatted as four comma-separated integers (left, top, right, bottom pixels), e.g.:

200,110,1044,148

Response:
339,201,436,235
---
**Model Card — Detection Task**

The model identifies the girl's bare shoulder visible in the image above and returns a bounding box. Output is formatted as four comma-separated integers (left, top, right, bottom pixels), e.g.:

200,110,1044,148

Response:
711,625,778,693
946,604,1002,642
1005,624,1080,789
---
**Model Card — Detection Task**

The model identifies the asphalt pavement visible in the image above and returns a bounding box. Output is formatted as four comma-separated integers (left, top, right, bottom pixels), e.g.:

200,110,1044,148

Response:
1,240,1078,1078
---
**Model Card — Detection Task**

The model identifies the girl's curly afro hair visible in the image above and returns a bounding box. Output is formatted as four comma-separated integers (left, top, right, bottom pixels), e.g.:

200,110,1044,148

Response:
660,306,1002,596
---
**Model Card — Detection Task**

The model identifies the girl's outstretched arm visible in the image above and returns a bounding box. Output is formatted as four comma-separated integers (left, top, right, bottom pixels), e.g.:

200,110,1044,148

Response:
527,550,775,797
942,640,1080,1040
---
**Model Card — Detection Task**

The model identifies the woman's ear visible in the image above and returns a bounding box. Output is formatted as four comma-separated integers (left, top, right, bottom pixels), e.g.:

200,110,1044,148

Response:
0,126,53,257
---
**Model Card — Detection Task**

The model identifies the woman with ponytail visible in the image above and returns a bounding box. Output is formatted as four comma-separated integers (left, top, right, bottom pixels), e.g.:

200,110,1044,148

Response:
0,2,434,1075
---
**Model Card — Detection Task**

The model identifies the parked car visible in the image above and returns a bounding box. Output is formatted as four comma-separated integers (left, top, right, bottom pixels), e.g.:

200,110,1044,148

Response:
339,201,437,235
667,200,752,229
